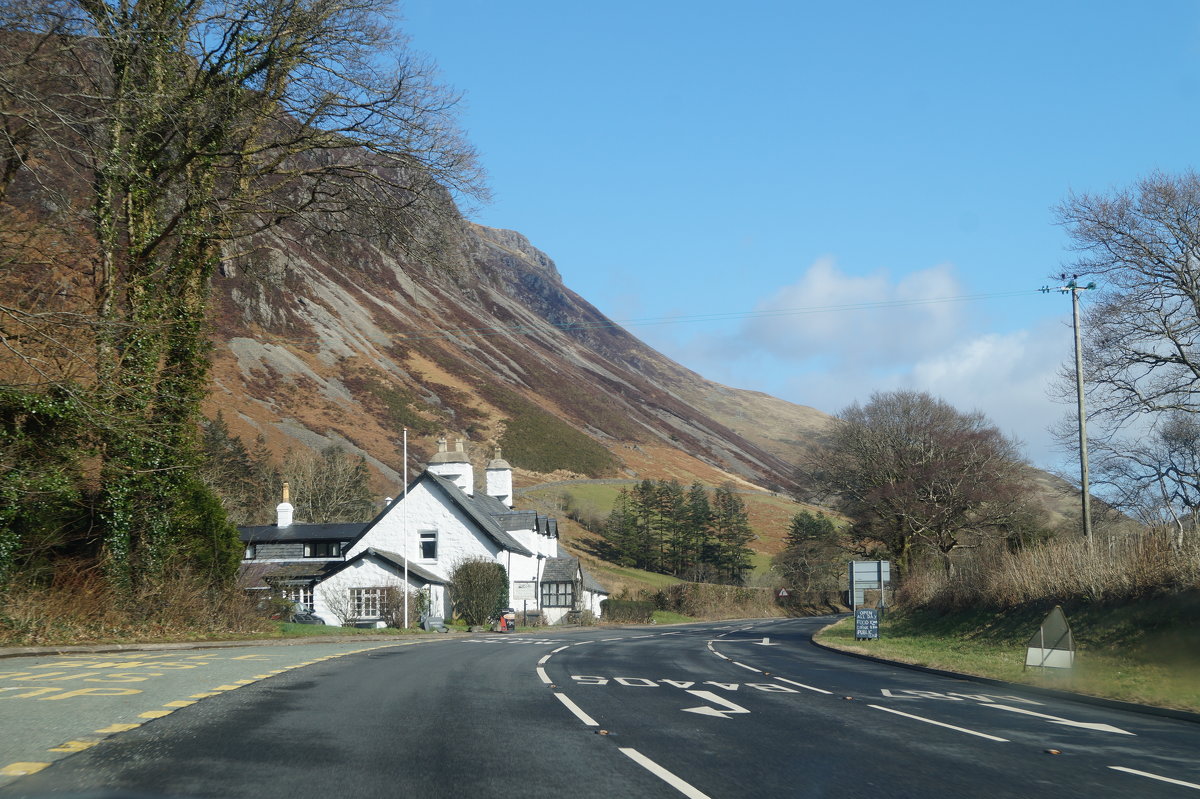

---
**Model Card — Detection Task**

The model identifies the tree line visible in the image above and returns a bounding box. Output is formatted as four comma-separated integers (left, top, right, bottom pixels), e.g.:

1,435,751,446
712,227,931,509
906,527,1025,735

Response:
199,413,375,526
601,480,755,584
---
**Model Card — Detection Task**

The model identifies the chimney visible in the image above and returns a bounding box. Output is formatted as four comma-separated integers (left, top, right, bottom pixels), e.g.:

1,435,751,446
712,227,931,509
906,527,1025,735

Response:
486,447,514,508
427,434,475,495
276,481,294,527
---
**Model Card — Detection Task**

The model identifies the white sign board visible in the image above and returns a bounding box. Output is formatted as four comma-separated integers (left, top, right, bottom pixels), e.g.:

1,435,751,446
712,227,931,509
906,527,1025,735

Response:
512,581,537,602
849,560,891,609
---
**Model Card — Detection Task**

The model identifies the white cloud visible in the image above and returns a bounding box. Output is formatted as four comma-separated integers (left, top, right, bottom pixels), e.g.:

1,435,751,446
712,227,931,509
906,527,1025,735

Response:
773,318,1073,468
737,257,968,367
653,258,1078,470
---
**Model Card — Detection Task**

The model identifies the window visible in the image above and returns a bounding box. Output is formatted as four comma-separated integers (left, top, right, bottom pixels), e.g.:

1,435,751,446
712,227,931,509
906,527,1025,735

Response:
541,581,574,608
419,530,437,560
244,544,256,559
304,541,340,558
282,585,314,611
351,587,386,618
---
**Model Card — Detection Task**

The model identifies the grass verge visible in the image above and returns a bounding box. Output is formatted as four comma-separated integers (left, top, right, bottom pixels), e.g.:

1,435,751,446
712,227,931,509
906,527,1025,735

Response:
814,599,1200,713
651,610,696,624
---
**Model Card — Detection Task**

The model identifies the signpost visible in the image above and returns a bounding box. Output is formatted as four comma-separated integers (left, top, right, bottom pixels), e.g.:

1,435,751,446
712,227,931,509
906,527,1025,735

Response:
1025,605,1075,670
848,560,891,611
512,580,537,626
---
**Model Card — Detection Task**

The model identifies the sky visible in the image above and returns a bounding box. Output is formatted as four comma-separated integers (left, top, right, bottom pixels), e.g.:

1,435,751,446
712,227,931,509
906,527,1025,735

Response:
397,1,1200,472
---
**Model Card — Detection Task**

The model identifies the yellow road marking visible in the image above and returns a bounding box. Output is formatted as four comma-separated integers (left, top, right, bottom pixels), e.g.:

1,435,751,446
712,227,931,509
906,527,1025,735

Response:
190,692,219,698
49,740,99,753
214,685,240,690
95,723,140,733
252,674,273,679
164,700,196,708
1,763,50,776
138,710,172,719
233,680,256,685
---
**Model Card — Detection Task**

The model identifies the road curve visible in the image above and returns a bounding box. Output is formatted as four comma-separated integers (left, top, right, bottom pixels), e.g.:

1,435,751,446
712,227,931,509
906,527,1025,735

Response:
3,617,1199,798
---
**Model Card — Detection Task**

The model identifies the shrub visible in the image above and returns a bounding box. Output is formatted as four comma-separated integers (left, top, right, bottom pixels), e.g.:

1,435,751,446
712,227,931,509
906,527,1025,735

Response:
449,558,508,626
599,598,655,623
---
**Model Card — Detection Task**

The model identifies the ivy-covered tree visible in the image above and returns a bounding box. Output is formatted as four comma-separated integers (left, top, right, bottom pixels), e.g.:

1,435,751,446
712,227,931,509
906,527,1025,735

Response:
0,0,484,593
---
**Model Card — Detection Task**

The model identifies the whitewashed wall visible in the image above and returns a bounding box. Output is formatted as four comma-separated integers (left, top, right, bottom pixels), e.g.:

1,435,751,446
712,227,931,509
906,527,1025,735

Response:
311,557,444,627
343,477,545,617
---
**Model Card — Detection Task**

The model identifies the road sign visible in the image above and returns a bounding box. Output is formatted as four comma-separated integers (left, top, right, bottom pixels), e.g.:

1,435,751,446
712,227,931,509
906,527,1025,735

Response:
511,581,537,602
776,588,790,598
855,608,880,640
1025,605,1074,669
849,561,891,609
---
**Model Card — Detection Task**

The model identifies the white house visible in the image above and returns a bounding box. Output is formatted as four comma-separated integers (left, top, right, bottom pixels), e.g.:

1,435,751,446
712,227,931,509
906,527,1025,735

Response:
237,438,608,626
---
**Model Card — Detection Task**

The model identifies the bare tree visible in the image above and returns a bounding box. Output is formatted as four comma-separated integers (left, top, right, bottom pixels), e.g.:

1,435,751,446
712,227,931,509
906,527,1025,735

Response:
320,585,358,627
806,390,1038,575
1055,171,1200,544
283,445,374,524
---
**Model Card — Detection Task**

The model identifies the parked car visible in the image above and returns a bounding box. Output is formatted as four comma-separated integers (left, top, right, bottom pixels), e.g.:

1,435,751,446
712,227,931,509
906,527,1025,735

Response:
287,602,326,625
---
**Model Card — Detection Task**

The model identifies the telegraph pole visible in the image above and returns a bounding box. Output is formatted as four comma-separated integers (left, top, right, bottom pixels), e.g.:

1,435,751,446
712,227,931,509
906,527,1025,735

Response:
1041,278,1097,551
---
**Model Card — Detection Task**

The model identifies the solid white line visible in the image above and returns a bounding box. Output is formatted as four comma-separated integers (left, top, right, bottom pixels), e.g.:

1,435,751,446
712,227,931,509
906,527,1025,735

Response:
554,693,598,726
732,662,760,672
775,677,833,695
619,747,712,799
868,704,1009,742
536,667,552,684
1109,766,1200,790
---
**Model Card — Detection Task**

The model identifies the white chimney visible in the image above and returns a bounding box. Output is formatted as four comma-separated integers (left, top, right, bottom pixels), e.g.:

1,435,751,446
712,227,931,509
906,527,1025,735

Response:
276,481,294,527
428,435,474,495
486,447,514,508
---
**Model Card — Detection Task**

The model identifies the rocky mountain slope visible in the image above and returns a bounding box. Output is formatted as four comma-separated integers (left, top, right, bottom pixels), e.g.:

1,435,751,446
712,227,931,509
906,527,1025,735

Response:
207,210,832,497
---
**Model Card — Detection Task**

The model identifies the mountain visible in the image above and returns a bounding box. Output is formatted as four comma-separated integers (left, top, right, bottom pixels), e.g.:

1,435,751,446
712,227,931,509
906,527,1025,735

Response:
207,210,831,497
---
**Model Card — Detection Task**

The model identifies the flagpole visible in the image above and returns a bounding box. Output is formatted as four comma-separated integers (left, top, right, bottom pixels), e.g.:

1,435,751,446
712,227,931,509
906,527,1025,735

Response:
403,428,409,628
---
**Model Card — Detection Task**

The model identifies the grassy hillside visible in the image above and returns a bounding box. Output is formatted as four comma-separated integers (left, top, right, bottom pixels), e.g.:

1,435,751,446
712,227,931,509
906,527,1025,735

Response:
816,594,1200,712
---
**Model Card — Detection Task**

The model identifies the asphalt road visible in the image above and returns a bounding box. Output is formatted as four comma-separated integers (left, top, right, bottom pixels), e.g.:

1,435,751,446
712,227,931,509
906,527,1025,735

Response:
2,617,1199,798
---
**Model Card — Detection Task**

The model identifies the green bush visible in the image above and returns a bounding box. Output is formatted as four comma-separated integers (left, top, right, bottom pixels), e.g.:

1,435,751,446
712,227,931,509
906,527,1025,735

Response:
449,558,509,626
600,598,655,623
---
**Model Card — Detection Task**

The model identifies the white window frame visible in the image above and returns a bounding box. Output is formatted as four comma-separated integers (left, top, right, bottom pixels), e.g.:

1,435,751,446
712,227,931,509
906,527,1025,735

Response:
540,581,575,608
244,543,257,559
282,585,314,611
351,587,387,619
304,541,340,558
419,530,438,561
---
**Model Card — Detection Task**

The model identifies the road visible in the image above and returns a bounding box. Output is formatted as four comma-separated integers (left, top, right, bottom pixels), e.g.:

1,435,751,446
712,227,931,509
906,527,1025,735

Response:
2,617,1199,797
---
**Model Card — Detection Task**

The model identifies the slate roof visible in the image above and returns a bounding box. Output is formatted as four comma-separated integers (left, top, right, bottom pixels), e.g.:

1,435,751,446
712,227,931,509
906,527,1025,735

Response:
235,560,344,589
541,556,579,583
240,522,367,543
581,568,609,595
360,548,445,585
421,472,534,557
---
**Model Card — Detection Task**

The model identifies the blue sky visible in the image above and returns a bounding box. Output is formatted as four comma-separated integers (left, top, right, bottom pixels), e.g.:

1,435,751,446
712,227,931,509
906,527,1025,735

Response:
398,1,1200,471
